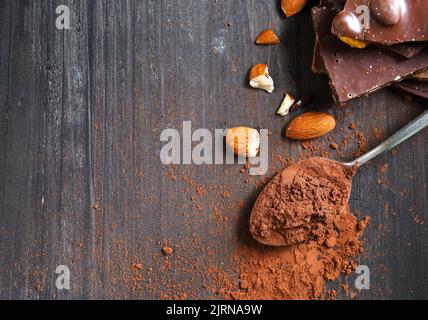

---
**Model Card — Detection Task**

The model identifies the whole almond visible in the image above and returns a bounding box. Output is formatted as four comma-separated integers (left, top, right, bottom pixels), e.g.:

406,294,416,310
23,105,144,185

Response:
286,112,336,140
281,0,308,17
226,127,260,157
256,29,280,45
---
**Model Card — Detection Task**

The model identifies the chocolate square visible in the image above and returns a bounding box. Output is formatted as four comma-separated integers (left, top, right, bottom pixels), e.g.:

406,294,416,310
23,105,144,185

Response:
393,79,428,99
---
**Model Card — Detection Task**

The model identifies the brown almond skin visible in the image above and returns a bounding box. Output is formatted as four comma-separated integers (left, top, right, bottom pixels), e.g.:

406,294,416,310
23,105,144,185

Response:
249,64,268,80
281,0,307,17
286,112,336,140
255,29,280,45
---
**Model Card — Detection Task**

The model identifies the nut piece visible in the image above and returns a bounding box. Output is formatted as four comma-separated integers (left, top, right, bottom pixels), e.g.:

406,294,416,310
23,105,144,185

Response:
281,0,308,17
255,28,280,45
276,93,296,116
225,127,260,157
286,112,336,140
249,64,274,93
414,70,428,81
338,36,369,49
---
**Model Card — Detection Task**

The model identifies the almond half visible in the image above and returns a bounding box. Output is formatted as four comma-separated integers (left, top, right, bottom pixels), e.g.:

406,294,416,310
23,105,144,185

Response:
281,0,308,17
225,127,260,157
286,112,336,140
249,64,274,93
256,29,280,45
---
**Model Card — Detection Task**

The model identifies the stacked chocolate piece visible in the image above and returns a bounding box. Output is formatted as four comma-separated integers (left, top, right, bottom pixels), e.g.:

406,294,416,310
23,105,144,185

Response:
311,0,428,103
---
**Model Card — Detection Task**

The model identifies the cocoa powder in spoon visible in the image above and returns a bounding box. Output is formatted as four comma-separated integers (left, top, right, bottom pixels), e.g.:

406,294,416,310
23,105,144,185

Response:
250,157,356,246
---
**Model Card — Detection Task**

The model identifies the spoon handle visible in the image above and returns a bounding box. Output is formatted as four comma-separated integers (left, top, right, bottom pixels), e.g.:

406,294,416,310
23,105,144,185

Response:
345,109,428,168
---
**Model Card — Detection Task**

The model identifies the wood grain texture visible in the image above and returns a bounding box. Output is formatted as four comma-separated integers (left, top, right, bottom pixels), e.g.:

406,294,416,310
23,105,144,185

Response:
0,0,427,300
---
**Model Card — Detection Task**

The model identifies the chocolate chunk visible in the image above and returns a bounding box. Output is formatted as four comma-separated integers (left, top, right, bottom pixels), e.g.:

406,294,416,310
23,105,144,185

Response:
312,5,428,103
393,79,428,99
332,9,363,38
335,0,428,45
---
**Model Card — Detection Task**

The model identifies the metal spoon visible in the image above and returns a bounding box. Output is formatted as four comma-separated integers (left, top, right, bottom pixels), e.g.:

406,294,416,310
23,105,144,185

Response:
342,109,428,168
251,110,428,246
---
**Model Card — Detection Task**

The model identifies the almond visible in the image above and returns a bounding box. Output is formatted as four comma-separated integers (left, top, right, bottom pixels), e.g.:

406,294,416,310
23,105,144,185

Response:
276,93,295,116
249,64,274,93
338,36,369,49
255,29,280,45
225,127,260,157
281,0,308,17
249,64,268,80
414,70,428,81
286,112,336,140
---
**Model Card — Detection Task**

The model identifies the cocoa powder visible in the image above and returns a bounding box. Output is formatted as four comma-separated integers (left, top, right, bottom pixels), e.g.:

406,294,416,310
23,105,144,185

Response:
250,158,356,246
215,205,369,300
207,157,370,300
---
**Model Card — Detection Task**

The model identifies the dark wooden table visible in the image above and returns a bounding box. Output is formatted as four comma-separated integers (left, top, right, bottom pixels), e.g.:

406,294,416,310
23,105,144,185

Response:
0,0,427,300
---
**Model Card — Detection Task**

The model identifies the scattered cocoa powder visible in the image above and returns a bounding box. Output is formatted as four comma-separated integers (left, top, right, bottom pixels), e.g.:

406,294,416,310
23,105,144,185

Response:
328,289,337,300
372,128,383,140
414,215,424,225
162,246,174,256
355,131,368,157
212,205,368,300
324,236,337,248
203,156,370,300
330,142,339,150
377,163,389,185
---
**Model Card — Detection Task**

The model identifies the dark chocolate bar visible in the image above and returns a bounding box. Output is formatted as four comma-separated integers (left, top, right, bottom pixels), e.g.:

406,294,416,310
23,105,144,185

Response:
379,42,427,59
332,0,428,45
325,0,427,58
312,38,428,105
393,79,428,99
312,40,428,75
312,5,428,103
